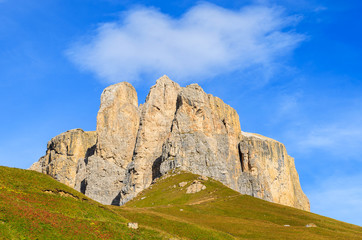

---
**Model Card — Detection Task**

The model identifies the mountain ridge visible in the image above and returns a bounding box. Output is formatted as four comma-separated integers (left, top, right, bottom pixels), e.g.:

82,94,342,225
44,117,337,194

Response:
30,75,309,211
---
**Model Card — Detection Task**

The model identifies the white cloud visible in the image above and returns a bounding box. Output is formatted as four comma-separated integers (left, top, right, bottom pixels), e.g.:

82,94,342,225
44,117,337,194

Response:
67,3,304,83
313,6,327,12
307,174,362,226
277,94,362,159
272,91,303,123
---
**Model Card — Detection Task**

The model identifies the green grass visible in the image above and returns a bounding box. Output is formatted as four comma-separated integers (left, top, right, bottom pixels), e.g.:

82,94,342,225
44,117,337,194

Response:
116,171,362,240
1,166,361,239
0,166,168,240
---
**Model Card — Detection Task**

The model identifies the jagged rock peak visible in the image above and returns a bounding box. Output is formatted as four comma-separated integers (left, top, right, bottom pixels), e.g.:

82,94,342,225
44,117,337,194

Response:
99,82,138,111
122,76,182,203
30,75,310,211
96,81,139,168
156,74,174,84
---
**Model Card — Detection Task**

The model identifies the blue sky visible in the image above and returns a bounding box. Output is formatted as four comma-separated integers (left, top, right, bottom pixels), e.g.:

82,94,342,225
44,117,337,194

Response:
0,0,361,226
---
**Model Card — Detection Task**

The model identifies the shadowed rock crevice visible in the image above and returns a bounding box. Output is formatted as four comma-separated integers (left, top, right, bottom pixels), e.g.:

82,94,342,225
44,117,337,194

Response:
80,179,87,194
111,192,121,205
85,145,96,160
152,156,162,181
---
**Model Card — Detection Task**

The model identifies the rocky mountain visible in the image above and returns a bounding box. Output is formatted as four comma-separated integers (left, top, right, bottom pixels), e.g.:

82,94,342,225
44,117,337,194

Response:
30,75,310,211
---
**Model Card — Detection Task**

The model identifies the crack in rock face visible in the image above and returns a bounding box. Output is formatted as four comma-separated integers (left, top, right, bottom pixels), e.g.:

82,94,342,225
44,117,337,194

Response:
30,75,310,211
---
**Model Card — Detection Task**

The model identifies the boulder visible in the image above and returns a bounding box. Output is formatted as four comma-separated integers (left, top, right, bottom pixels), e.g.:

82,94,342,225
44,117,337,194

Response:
198,176,208,181
186,180,206,194
306,223,317,228
179,182,188,187
127,222,138,229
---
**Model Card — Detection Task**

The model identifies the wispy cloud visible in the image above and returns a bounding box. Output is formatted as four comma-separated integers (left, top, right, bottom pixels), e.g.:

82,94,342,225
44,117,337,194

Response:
271,90,303,123
300,125,362,150
294,109,362,158
313,6,327,12
273,90,362,159
67,3,304,83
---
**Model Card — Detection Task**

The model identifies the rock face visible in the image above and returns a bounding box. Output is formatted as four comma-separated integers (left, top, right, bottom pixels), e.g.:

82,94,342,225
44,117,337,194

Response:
29,129,96,188
75,82,139,205
238,132,310,210
30,75,310,211
74,155,125,205
160,83,243,192
121,76,181,203
96,82,139,168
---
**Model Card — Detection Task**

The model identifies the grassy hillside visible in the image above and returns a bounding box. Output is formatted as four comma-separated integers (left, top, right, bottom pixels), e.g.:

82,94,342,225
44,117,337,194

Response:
0,167,167,239
0,166,361,239
116,171,362,240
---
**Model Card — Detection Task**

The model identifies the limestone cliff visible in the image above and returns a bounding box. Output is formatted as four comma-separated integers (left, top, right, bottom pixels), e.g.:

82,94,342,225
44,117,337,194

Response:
121,76,181,203
29,129,96,188
74,82,139,205
30,75,310,211
95,82,139,168
160,83,242,191
239,132,310,211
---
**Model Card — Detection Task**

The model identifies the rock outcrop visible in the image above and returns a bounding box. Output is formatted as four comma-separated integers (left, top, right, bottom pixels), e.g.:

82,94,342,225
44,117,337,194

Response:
75,82,139,205
29,129,96,188
186,180,206,194
238,132,310,210
96,82,139,168
160,83,243,192
121,77,181,203
30,75,310,211
74,155,125,205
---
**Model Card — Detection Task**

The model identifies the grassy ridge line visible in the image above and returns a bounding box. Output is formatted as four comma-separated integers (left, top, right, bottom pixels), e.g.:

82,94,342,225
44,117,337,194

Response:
118,171,362,240
0,166,168,239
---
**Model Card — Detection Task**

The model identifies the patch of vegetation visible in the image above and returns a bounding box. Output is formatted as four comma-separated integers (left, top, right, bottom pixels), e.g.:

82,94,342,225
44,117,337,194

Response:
117,171,362,240
0,166,167,239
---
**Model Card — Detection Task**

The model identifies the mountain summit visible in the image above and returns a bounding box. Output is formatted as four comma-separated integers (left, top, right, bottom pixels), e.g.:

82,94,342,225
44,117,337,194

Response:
30,75,309,211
